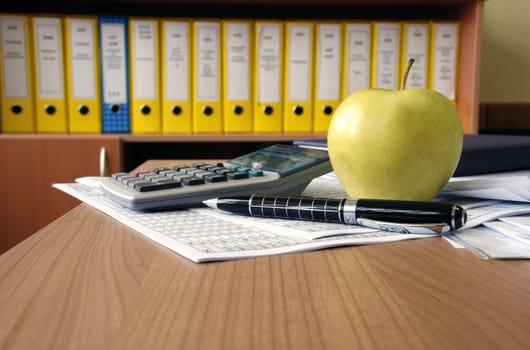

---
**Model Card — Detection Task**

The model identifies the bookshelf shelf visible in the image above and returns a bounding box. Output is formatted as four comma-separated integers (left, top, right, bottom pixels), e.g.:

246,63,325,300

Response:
121,133,327,143
0,0,484,253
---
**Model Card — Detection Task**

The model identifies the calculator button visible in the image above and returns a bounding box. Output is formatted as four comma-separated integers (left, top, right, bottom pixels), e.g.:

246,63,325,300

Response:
181,177,205,186
204,174,227,183
192,163,209,169
112,172,130,180
117,175,137,184
237,167,251,173
249,169,264,177
151,176,172,183
140,172,160,181
215,168,232,176
199,165,218,171
183,167,204,175
207,166,223,173
227,172,249,180
134,179,181,192
193,171,216,179
161,170,180,178
152,167,171,174
127,179,150,188
172,165,190,171
120,177,140,185
157,169,175,176
170,173,191,182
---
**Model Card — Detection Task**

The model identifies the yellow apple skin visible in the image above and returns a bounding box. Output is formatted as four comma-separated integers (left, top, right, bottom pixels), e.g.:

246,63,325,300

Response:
327,88,463,201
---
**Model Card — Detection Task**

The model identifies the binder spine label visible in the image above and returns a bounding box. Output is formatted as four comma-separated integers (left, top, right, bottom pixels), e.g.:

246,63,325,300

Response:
316,24,341,101
257,24,281,103
132,21,156,100
69,19,96,99
403,23,429,88
196,24,219,102
226,23,250,102
164,22,189,101
35,21,64,99
432,23,458,100
373,23,400,90
101,23,127,104
344,24,371,96
1,18,29,99
287,25,311,102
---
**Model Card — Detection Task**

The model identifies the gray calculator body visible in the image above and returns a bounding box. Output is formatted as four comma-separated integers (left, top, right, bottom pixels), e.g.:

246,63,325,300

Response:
99,144,331,210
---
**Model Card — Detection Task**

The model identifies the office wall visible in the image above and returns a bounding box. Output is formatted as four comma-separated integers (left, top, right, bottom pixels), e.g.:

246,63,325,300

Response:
480,0,530,102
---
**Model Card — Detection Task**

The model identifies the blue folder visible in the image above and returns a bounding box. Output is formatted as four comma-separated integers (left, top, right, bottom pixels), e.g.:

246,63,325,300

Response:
99,16,130,133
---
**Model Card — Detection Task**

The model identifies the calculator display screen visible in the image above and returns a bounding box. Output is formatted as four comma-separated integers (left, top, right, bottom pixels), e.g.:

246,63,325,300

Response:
229,144,329,176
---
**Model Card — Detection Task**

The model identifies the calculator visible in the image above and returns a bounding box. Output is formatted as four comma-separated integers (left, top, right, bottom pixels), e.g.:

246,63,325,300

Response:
99,144,331,210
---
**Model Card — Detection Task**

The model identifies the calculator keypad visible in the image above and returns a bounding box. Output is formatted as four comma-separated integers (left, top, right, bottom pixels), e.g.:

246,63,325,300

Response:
111,163,264,193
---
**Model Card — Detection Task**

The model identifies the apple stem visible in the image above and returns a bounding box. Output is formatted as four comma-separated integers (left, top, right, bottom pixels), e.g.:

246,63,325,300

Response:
401,58,415,90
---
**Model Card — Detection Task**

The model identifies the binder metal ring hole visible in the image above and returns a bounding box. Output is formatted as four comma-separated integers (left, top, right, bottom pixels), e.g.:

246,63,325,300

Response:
293,106,304,116
323,106,333,115
234,105,244,115
264,106,274,115
141,105,151,115
79,105,90,115
172,106,182,116
45,105,57,116
111,105,121,114
203,106,213,116
11,105,23,115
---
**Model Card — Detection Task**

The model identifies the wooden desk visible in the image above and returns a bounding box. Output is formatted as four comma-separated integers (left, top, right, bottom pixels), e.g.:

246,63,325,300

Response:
1,161,530,350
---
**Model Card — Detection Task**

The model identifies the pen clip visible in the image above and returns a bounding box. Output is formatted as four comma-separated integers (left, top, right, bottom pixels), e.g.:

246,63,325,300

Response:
356,218,451,235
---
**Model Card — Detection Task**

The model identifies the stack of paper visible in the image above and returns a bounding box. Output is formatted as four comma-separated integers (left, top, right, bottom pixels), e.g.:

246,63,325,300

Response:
443,170,530,202
439,170,530,259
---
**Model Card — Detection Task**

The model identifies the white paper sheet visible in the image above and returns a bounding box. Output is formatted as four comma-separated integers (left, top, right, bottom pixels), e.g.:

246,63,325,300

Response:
53,181,438,263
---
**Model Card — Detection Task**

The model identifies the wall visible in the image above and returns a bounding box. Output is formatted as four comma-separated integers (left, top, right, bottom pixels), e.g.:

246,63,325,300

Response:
480,0,530,103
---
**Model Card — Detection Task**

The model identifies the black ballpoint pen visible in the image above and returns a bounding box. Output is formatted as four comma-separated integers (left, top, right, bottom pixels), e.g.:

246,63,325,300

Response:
203,194,467,234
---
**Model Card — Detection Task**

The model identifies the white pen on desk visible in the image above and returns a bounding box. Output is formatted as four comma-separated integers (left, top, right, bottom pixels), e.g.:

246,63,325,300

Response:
203,194,467,234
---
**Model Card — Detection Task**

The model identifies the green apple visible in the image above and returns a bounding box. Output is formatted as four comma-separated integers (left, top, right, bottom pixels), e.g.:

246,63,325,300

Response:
327,61,463,201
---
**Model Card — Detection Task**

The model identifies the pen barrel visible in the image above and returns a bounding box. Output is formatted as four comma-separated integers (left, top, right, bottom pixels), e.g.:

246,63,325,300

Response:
249,195,344,223
356,199,466,230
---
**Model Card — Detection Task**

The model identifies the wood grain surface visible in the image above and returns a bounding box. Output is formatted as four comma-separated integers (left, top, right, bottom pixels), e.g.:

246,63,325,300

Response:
1,200,530,349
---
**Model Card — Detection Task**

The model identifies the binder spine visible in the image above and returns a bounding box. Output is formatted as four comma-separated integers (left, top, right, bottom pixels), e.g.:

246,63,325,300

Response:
313,22,342,133
371,22,401,90
0,15,36,133
32,16,68,133
192,20,222,133
129,18,161,133
222,20,253,133
342,22,372,99
429,22,459,102
401,22,430,89
99,16,130,133
253,21,283,133
65,16,101,133
283,21,314,133
161,19,192,133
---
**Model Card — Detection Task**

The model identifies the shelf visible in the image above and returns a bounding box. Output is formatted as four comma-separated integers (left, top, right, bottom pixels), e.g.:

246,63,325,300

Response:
121,133,327,142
